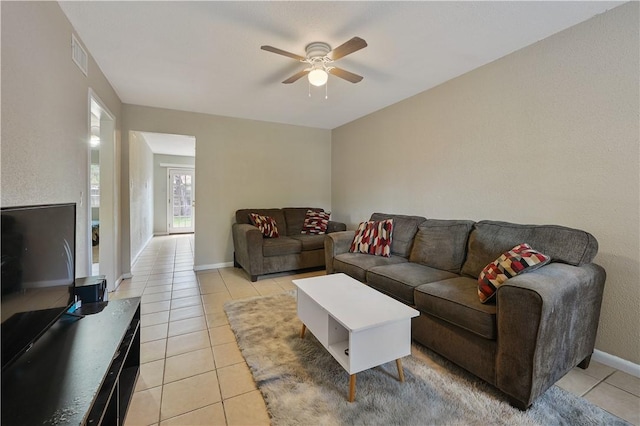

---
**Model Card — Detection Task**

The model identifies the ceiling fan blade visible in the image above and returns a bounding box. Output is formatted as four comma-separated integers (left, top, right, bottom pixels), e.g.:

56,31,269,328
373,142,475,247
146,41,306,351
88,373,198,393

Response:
282,69,310,84
328,37,367,61
261,45,306,61
328,67,363,83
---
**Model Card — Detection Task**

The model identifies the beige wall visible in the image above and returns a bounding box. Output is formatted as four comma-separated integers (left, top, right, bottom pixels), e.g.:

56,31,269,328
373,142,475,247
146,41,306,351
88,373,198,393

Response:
1,2,122,278
332,3,639,364
122,105,332,271
129,132,155,262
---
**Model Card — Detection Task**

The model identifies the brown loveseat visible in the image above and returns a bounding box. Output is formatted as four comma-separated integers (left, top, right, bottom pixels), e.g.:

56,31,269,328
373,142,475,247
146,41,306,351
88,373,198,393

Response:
325,213,605,409
232,208,346,281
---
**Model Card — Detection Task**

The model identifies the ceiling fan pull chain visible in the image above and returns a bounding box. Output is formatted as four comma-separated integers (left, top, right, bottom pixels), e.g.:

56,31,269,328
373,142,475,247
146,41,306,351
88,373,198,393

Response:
308,81,311,98
325,81,328,100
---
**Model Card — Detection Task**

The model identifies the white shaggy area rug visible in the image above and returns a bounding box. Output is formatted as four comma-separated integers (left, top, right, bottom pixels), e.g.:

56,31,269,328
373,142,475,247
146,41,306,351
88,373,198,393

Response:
224,292,629,426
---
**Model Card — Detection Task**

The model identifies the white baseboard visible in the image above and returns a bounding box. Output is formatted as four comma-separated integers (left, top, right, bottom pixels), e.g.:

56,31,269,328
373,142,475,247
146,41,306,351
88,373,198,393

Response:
194,262,234,271
109,274,130,292
111,275,124,292
154,232,169,236
131,234,154,267
593,349,640,378
122,273,133,279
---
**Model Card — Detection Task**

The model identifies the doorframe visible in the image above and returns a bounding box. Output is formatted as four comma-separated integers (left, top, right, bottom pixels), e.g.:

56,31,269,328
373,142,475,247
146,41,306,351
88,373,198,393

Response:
167,167,195,234
88,89,118,291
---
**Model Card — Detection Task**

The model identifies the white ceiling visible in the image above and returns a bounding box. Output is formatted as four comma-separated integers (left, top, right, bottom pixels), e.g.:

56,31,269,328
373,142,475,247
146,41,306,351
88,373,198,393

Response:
59,1,623,130
139,132,196,157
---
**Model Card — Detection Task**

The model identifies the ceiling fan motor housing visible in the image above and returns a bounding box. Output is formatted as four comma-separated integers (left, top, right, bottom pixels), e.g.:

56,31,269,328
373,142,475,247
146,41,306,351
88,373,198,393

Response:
305,42,331,60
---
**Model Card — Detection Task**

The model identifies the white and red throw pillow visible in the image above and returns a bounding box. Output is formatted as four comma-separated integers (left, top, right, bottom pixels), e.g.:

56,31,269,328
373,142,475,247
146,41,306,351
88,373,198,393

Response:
349,219,394,257
301,210,331,235
478,243,550,303
249,213,279,238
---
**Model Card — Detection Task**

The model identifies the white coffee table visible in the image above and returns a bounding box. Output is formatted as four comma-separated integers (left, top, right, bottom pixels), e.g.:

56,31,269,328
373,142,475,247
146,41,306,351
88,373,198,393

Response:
292,273,419,402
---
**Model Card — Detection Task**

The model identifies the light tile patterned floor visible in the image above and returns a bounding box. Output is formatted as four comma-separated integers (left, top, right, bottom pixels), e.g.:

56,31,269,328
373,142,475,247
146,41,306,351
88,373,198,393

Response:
117,235,640,426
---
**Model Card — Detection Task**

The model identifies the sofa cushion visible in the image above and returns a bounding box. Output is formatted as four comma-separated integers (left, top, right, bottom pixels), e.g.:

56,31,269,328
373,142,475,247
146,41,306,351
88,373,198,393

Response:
370,213,426,258
367,263,458,305
333,252,407,282
409,219,474,274
301,210,331,234
478,243,550,303
415,277,497,340
288,234,325,251
350,219,394,257
283,207,324,236
262,237,301,257
249,213,280,238
461,221,599,278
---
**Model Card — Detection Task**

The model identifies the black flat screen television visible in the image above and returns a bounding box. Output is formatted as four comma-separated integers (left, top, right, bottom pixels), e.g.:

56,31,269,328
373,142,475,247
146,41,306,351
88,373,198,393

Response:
1,203,76,371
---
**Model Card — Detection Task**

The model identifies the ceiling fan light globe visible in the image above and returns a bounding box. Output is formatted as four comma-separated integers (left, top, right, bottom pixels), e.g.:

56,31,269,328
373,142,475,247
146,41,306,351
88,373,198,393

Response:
308,69,328,87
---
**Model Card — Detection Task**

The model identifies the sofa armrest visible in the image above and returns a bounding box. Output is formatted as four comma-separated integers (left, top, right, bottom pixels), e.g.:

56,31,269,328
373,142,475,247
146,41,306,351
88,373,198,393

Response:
327,220,347,233
232,223,264,278
495,262,606,408
324,231,355,274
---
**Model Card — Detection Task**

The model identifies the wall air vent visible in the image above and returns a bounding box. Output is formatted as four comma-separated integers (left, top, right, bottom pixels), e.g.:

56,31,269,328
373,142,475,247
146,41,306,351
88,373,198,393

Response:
71,34,88,76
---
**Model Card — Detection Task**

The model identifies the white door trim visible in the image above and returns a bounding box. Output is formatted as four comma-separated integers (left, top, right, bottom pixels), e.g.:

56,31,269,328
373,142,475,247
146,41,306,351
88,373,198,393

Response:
88,89,118,291
159,163,195,169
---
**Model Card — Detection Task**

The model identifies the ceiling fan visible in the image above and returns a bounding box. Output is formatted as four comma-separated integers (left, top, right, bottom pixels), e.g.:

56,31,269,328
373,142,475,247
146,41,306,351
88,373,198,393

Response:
261,37,367,87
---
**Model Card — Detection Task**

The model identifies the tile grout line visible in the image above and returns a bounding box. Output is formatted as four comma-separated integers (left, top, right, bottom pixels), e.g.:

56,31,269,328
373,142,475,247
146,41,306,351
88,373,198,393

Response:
597,370,640,399
580,370,619,398
580,377,605,398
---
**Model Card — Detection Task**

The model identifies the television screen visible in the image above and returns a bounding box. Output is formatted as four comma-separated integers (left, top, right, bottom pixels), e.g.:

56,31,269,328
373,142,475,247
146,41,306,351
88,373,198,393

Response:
1,203,76,371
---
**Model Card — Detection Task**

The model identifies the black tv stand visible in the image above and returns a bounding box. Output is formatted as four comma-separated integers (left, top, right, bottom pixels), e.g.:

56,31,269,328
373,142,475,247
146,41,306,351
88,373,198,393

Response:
1,298,141,425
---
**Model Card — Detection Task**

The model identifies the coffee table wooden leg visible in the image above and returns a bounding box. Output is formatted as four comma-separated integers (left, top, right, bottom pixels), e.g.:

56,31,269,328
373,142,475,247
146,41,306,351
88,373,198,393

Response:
300,323,306,339
396,359,405,382
348,374,356,402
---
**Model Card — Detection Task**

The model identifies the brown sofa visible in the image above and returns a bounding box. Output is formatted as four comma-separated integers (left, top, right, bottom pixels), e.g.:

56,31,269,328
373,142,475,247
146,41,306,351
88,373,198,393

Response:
325,213,605,409
232,207,346,281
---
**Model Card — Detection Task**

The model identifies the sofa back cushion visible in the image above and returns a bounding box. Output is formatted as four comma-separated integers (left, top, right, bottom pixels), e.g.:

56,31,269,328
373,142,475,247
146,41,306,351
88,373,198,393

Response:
461,220,599,278
283,207,324,236
369,213,426,258
409,219,475,274
236,209,287,235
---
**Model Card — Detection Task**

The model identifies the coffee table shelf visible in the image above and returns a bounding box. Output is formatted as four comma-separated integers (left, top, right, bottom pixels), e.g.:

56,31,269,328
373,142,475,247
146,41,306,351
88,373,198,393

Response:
293,273,419,402
328,341,349,367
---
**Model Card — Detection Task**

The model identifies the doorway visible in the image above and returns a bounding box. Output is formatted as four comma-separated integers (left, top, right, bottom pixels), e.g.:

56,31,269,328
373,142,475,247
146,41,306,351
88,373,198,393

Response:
168,169,195,234
128,131,195,266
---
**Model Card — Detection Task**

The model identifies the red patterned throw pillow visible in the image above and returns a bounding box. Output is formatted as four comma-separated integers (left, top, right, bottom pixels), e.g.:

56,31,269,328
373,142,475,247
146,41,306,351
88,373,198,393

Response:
478,243,550,303
301,210,331,235
249,213,279,238
349,219,394,257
